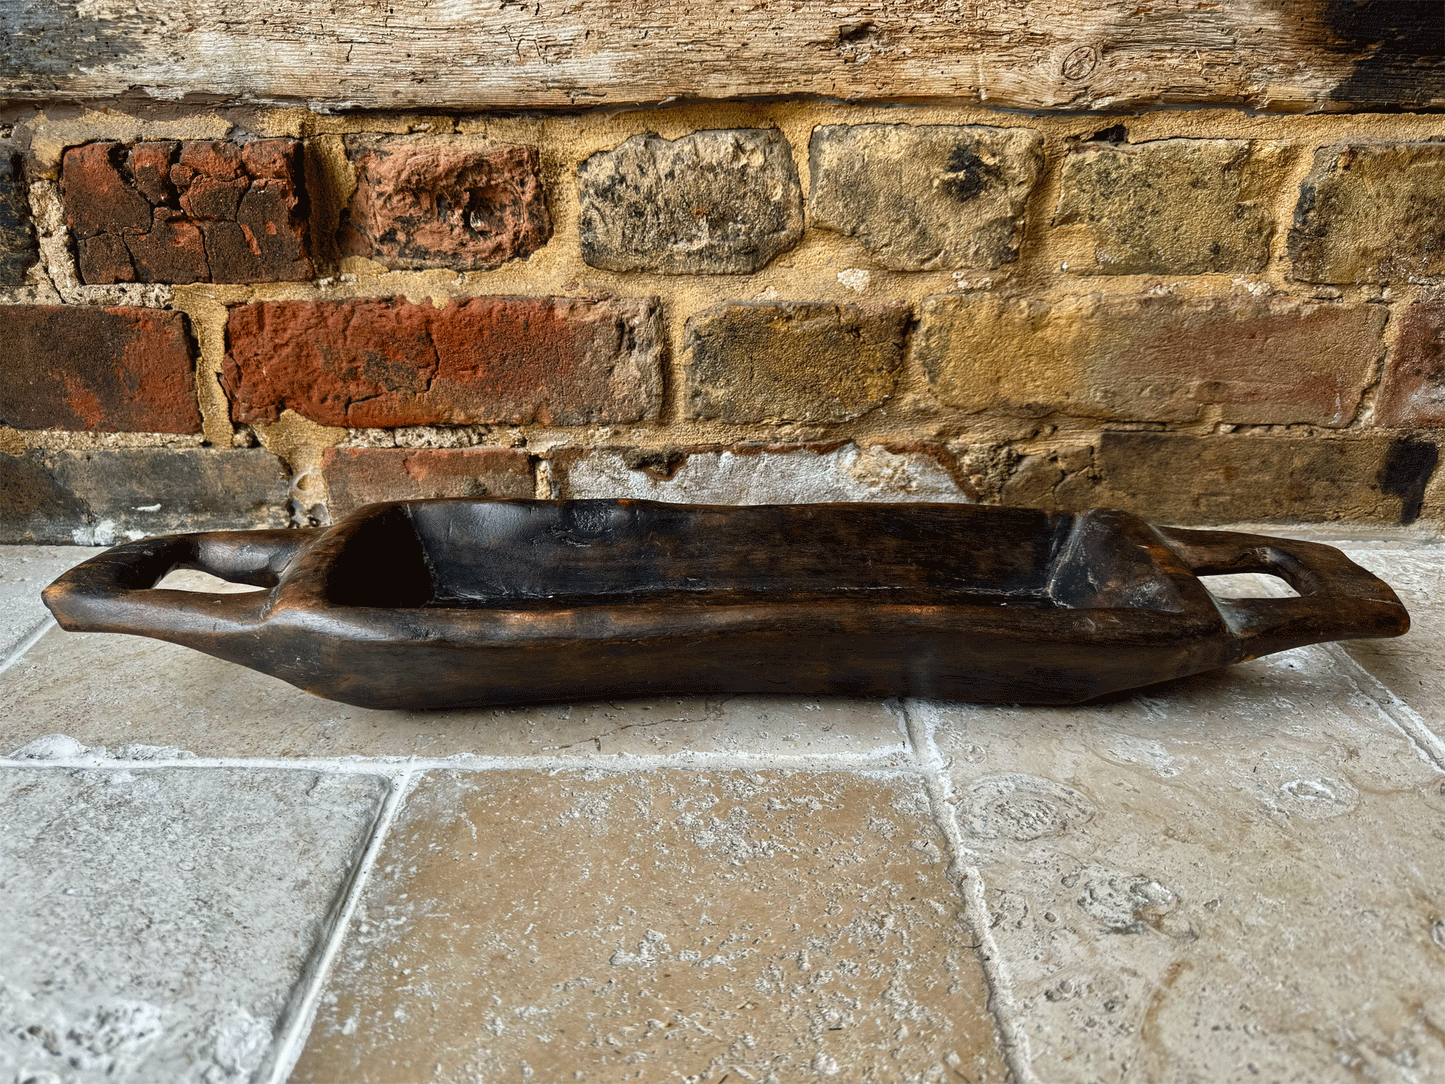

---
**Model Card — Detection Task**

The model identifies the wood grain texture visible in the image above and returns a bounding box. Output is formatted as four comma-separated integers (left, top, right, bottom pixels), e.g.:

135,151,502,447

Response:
2,1,1441,112
40,500,1410,709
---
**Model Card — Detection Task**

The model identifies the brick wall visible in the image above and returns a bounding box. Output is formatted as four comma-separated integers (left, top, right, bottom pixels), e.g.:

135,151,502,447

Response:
1,103,1442,542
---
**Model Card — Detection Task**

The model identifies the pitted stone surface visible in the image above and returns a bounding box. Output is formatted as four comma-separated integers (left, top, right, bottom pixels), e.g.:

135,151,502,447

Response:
61,139,313,284
919,636,1445,1084
916,294,1384,427
550,443,967,504
322,446,535,518
0,545,99,660
288,770,1009,1083
341,141,551,270
0,306,201,433
683,301,908,423
223,296,662,427
0,152,36,284
809,124,1042,271
577,128,803,274
0,447,289,544
1333,540,1445,721
1290,143,1445,284
0,767,387,1084
1055,137,1286,274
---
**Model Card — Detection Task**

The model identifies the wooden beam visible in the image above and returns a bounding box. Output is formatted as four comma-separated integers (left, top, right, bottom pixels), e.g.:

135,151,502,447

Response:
1,1,1441,113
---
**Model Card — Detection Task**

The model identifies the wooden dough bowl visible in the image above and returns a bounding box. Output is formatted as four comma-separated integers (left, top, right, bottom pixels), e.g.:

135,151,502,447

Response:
43,499,1409,710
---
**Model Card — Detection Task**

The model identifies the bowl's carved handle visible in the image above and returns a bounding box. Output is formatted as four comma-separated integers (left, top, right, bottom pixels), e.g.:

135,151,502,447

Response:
1156,526,1410,660
42,530,319,641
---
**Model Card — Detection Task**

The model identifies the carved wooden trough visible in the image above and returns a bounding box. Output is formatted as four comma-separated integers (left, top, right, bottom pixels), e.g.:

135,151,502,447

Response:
42,499,1409,709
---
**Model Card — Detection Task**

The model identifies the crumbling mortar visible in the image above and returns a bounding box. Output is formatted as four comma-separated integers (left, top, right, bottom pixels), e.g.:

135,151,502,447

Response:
0,428,208,451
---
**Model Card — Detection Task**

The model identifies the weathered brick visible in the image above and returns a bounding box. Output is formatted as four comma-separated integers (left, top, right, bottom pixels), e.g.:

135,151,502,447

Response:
1081,431,1437,525
61,139,313,284
322,446,534,518
0,448,289,544
684,301,907,423
223,296,662,427
916,294,1383,427
996,446,1098,511
1055,137,1286,274
808,124,1042,271
1290,143,1445,284
549,443,967,504
341,142,551,271
0,305,200,432
0,152,37,284
577,129,803,274
1377,302,1445,427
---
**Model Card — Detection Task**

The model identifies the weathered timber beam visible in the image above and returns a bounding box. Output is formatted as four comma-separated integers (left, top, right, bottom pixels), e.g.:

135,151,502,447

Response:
1,0,1441,112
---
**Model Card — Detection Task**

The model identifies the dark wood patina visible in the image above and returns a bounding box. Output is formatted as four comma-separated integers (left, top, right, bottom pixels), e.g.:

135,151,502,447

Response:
41,499,1409,709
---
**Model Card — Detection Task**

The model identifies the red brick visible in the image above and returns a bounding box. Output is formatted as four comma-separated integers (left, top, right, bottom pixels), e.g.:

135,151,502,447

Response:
61,139,313,284
125,210,208,284
1375,302,1445,427
128,141,178,205
61,142,152,239
322,447,534,517
222,296,662,427
342,142,552,271
0,305,200,432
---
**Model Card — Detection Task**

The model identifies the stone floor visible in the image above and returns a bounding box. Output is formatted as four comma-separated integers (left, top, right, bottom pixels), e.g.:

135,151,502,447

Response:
1,531,1443,1084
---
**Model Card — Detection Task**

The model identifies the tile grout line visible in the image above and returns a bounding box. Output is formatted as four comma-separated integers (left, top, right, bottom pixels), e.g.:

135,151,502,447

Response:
256,760,417,1084
0,617,54,677
1326,643,1445,772
0,749,915,774
901,700,1041,1084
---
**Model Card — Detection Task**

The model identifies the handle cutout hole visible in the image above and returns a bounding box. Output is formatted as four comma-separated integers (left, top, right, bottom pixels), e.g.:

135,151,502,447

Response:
1200,572,1300,601
157,570,265,594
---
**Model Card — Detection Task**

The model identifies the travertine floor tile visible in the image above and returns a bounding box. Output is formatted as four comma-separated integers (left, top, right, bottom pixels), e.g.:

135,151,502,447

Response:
1332,541,1445,725
0,627,906,761
289,770,1008,1083
917,644,1445,1084
0,545,101,661
0,766,388,1084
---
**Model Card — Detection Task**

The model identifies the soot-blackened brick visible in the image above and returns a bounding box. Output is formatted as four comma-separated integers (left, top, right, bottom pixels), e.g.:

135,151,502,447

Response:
61,139,313,284
0,153,37,284
0,305,200,432
0,447,289,543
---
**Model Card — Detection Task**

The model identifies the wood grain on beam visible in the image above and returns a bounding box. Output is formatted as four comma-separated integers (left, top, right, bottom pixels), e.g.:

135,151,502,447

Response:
1,1,1441,112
